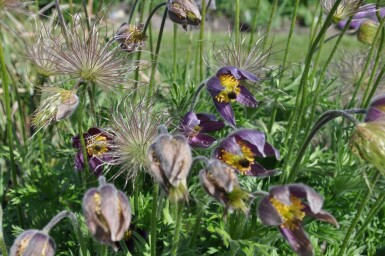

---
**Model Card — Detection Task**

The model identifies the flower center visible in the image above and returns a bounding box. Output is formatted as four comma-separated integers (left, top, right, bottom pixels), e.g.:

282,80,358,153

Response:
215,74,241,103
86,135,109,156
218,141,254,174
270,196,305,230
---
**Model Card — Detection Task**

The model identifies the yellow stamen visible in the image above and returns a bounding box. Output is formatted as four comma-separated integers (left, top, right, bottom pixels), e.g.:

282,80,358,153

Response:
270,196,305,230
218,141,254,174
215,74,241,103
86,135,109,156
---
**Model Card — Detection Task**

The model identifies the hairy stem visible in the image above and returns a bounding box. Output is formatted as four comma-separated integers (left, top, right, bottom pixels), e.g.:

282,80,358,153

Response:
171,202,183,256
151,184,159,256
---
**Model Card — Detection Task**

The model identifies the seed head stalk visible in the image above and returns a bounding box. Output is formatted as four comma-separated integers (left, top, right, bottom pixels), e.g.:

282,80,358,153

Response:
263,0,278,50
248,0,261,50
284,0,343,171
235,0,240,47
171,202,183,256
0,28,23,227
173,23,178,83
199,0,206,81
151,184,159,256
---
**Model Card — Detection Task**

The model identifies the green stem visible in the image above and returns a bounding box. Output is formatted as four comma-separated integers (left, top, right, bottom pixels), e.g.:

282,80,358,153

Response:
38,132,46,172
171,202,183,256
364,64,385,108
54,0,70,46
263,0,278,49
128,0,140,24
337,171,381,256
82,0,91,32
148,7,168,95
77,85,89,187
0,28,23,227
286,109,363,183
190,79,208,111
235,0,240,47
142,2,167,35
356,191,385,239
0,205,8,256
199,0,206,81
189,210,203,247
173,23,178,83
151,184,159,256
248,0,261,50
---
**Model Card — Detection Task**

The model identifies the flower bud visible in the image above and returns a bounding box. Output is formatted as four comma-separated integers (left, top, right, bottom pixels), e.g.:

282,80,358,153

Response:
10,230,55,256
365,94,385,122
167,0,202,31
358,19,379,45
83,176,132,251
350,122,385,174
199,159,250,214
148,134,192,202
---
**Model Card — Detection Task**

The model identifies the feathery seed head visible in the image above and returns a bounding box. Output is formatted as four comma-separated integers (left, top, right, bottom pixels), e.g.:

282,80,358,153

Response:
321,0,367,23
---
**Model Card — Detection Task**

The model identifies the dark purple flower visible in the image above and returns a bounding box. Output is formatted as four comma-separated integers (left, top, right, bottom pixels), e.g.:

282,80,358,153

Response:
214,129,280,177
72,128,114,176
257,184,339,256
180,111,225,148
365,94,385,122
206,66,258,127
337,6,385,30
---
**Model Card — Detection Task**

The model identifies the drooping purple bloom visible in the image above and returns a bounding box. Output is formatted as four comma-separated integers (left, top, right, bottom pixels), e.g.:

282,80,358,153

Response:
206,66,258,127
180,111,225,148
365,94,385,122
214,129,280,177
257,184,339,256
72,128,114,176
337,6,385,30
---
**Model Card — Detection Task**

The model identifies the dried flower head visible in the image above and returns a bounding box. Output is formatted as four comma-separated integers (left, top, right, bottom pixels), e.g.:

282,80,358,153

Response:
199,159,250,215
109,100,169,181
321,0,368,23
167,0,202,30
10,230,56,256
258,184,339,256
114,23,146,53
83,176,132,251
148,130,192,202
32,87,79,130
49,19,135,92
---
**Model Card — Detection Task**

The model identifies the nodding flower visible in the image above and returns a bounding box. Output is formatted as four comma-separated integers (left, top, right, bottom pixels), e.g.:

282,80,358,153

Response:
10,230,56,256
180,111,224,148
214,129,280,177
206,66,258,127
258,184,339,256
115,23,147,53
167,0,202,31
72,128,114,176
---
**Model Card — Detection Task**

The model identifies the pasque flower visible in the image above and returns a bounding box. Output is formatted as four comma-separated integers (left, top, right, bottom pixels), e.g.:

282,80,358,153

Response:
148,131,192,202
114,23,146,53
321,0,368,23
72,128,114,175
83,176,132,251
207,66,258,127
167,0,202,31
214,129,280,177
357,19,379,45
180,111,224,148
350,95,385,175
337,6,385,30
199,159,250,215
10,230,56,256
258,184,339,256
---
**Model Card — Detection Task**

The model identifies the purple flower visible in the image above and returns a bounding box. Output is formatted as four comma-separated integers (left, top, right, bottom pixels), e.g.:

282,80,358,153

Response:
365,94,385,122
206,66,258,127
214,129,280,177
72,128,114,176
337,6,385,30
258,184,339,256
180,111,225,148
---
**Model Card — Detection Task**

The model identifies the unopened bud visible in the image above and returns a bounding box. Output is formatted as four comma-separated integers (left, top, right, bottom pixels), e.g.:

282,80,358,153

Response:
83,176,132,251
148,133,192,202
167,0,202,31
358,19,379,45
10,230,55,256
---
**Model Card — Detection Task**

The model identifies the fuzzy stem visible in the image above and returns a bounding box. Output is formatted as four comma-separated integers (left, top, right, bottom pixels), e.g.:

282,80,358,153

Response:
128,0,140,24
356,191,385,239
193,156,210,165
337,171,381,256
148,7,168,95
171,202,183,256
284,0,342,166
189,210,203,247
286,110,362,183
0,206,7,256
190,79,209,111
235,0,240,47
247,0,261,50
0,28,23,227
158,124,168,135
173,23,178,83
77,86,89,186
143,2,167,36
43,211,77,233
54,0,70,46
199,0,206,81
263,0,278,49
151,184,159,256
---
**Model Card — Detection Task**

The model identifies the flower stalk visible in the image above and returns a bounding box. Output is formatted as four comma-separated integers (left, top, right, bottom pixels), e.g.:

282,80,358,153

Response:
171,202,183,256
151,184,159,256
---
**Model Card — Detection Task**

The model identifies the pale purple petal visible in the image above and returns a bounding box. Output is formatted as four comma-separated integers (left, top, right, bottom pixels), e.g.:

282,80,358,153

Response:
302,204,339,228
182,111,200,129
213,100,235,127
257,196,283,226
288,184,324,214
189,133,216,148
279,226,314,256
233,129,266,156
246,162,278,177
236,86,258,108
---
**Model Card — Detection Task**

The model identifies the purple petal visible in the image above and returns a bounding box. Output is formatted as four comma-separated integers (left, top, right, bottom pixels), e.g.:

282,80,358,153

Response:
269,185,291,206
303,204,339,228
214,136,241,158
238,69,258,82
196,113,225,133
181,111,200,129
213,100,236,127
72,135,81,148
236,86,258,108
263,143,281,160
206,76,224,95
232,129,266,156
88,128,104,136
288,184,324,214
279,226,314,256
189,133,216,148
365,107,385,122
257,196,283,226
75,151,85,171
246,162,278,177
216,66,258,82
89,156,104,176
369,94,385,107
